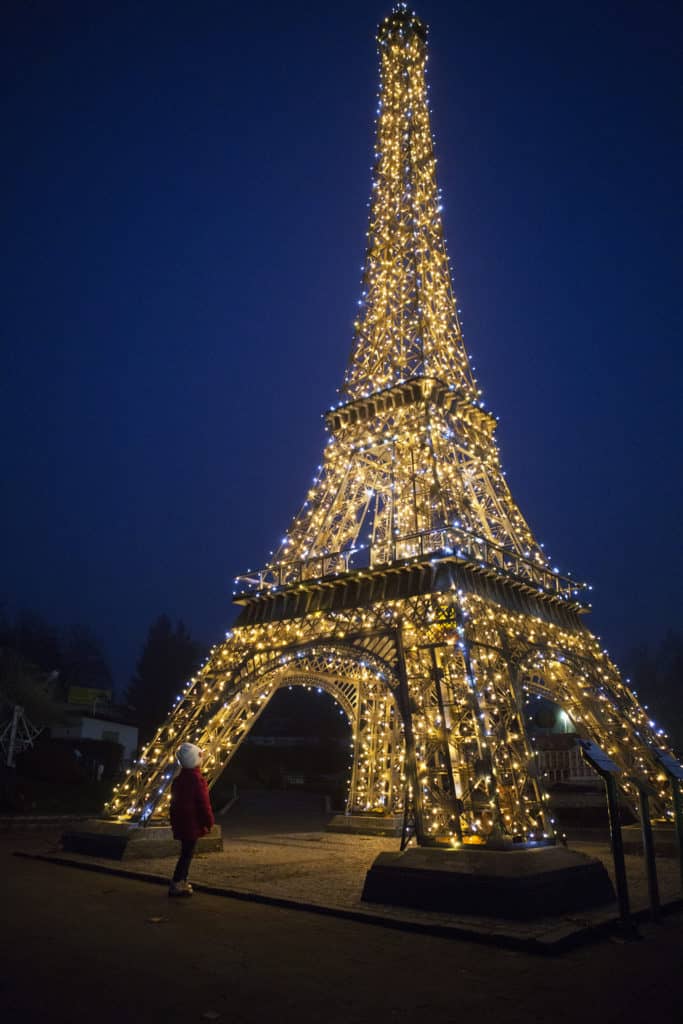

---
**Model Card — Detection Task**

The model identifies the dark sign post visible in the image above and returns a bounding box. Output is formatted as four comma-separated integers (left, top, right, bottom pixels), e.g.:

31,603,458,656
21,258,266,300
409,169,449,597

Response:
654,751,683,893
579,741,635,937
626,774,660,922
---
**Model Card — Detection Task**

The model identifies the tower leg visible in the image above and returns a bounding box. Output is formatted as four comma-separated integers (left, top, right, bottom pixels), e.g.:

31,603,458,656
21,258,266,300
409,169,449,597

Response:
396,623,425,845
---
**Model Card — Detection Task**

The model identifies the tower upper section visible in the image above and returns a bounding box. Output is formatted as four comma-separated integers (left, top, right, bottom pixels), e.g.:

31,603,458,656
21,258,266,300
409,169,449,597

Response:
233,5,586,610
342,4,477,403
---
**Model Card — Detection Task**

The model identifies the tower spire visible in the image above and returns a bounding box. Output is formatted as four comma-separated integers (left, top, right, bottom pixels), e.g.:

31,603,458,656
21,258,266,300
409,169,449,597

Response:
343,5,476,402
255,4,545,585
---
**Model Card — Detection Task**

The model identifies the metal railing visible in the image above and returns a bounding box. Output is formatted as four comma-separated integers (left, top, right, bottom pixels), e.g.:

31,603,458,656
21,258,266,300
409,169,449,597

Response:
235,524,588,606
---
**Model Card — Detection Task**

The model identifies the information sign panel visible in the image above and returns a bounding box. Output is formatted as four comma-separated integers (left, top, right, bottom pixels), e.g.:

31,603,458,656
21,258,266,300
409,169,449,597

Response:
579,739,620,774
655,751,683,780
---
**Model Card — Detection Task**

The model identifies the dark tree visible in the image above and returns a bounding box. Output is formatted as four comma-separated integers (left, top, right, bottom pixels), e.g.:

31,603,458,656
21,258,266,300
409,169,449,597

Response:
126,615,202,744
623,630,683,755
0,649,64,726
0,611,113,700
0,611,62,677
60,624,113,693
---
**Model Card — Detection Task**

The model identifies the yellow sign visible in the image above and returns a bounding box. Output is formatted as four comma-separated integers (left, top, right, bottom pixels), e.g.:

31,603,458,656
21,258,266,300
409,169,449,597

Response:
67,686,112,706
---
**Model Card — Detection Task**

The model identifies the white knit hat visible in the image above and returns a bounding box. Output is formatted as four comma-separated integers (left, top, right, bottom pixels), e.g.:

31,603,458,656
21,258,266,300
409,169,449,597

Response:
177,742,202,769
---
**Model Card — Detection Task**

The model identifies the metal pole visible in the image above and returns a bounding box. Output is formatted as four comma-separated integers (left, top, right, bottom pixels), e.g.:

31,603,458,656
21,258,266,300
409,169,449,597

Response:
7,706,21,768
652,752,683,894
636,786,660,921
602,771,634,935
671,778,683,894
580,741,637,938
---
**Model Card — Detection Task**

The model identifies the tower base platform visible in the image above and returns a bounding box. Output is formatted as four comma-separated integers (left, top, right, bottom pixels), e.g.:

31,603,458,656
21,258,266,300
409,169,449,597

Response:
326,813,403,837
61,820,223,860
361,844,615,919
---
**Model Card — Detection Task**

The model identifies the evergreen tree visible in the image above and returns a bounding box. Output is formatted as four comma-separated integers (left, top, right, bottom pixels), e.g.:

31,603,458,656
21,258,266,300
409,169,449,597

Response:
0,649,64,726
623,630,683,755
126,615,202,744
0,611,112,701
60,624,113,693
0,611,62,677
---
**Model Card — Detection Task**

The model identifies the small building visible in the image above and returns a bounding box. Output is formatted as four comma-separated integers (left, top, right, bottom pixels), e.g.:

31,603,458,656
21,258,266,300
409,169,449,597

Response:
50,696,138,765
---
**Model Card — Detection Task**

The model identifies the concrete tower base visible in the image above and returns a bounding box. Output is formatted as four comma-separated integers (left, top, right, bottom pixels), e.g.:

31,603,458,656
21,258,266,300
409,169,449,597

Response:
61,819,223,860
361,844,615,919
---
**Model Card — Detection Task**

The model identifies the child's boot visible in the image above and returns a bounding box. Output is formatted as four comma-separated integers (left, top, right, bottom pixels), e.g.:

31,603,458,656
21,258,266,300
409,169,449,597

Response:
168,880,191,897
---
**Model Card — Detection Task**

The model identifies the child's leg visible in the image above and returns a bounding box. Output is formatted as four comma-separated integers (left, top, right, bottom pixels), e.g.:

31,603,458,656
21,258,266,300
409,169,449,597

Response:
172,840,196,883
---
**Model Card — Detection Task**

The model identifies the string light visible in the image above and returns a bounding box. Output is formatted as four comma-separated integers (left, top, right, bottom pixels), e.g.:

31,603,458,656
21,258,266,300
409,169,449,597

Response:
105,5,678,843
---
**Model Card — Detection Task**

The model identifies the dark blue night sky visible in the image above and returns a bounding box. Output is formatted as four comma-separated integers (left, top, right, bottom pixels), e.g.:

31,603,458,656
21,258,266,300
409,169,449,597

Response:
3,0,681,694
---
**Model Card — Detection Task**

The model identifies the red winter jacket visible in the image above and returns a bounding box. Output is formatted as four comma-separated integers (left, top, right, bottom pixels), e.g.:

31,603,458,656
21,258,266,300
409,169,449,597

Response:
169,767,215,841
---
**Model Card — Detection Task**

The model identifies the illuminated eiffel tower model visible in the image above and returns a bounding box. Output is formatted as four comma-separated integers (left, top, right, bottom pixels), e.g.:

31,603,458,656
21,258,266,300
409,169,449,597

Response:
104,6,678,869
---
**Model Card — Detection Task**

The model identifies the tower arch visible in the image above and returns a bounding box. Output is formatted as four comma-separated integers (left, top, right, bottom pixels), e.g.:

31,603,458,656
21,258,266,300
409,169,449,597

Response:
109,637,405,823
513,643,668,814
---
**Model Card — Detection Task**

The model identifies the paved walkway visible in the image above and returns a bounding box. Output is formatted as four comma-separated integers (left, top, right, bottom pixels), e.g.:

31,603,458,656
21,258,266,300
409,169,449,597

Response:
5,840,683,1024
13,791,683,950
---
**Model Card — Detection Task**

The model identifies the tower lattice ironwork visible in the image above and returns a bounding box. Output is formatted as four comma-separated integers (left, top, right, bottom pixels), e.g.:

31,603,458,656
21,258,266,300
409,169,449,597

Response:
107,5,677,846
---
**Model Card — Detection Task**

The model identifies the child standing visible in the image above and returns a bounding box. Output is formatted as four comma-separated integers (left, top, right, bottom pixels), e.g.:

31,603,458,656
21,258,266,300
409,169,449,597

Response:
168,742,215,897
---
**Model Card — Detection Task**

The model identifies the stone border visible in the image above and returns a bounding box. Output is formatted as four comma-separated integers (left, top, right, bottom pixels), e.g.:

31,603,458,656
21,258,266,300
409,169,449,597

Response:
14,849,683,955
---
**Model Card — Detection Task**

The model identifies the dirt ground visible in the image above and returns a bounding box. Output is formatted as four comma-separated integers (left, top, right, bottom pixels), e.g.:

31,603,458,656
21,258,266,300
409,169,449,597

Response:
3,815,683,1024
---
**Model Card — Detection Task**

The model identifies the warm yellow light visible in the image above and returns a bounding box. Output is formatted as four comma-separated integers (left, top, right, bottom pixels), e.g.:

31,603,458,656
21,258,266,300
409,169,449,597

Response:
106,8,676,844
